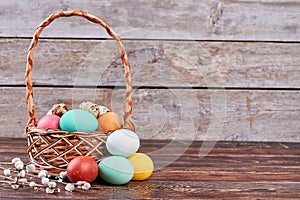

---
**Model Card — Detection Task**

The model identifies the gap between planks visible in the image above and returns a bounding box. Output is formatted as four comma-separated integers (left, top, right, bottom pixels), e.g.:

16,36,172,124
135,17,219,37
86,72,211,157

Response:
1,85,300,91
1,36,300,44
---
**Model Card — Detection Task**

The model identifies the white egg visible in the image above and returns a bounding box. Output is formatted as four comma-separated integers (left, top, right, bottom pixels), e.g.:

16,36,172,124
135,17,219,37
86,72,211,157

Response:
106,129,140,157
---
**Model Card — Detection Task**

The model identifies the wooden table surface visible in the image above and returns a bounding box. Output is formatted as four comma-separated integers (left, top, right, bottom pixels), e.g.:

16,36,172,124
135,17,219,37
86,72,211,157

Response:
0,138,299,199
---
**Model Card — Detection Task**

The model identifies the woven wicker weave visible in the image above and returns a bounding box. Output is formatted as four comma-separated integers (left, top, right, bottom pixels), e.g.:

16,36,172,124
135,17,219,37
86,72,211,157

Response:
25,10,135,172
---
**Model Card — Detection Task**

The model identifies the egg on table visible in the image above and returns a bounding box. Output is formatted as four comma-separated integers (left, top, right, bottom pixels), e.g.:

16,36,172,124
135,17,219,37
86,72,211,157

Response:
106,129,140,157
67,156,99,183
128,153,154,181
98,156,134,185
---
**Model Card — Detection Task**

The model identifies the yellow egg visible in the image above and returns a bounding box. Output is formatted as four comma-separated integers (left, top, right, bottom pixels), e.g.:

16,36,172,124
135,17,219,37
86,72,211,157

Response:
98,112,122,133
128,153,154,181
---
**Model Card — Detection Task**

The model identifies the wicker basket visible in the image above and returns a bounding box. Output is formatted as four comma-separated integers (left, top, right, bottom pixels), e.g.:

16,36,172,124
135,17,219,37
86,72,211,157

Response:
25,10,135,172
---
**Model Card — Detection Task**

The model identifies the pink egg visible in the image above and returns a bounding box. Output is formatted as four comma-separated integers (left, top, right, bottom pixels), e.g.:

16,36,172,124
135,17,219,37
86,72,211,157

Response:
37,115,60,129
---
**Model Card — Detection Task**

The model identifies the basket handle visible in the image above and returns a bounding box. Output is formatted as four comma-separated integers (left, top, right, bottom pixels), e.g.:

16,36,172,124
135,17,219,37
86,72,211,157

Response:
25,10,134,131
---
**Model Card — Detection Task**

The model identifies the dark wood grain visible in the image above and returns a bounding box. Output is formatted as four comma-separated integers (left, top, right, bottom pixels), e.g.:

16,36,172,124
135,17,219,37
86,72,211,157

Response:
0,138,299,199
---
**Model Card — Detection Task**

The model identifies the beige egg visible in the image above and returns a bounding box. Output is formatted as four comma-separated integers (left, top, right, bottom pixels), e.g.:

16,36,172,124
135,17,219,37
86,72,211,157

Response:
46,103,68,117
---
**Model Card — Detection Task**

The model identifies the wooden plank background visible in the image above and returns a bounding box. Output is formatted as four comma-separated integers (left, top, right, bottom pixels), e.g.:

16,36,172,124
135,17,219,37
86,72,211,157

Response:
0,0,299,142
1,0,300,41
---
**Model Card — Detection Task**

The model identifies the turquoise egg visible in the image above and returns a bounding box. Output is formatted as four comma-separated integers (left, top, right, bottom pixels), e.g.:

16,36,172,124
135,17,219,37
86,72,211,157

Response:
60,109,98,132
99,156,134,185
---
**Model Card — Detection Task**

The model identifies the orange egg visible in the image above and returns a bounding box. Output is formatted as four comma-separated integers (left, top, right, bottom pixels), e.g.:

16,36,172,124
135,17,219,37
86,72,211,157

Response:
98,112,122,133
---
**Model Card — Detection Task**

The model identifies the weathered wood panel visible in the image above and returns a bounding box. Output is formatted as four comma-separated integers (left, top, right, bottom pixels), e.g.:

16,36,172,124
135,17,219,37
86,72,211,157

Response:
0,0,299,144
0,87,299,142
1,39,300,88
1,139,300,199
1,0,300,41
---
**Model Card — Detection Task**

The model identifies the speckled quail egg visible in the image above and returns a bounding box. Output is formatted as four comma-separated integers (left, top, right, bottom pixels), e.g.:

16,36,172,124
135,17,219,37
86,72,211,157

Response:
79,102,109,119
46,103,68,117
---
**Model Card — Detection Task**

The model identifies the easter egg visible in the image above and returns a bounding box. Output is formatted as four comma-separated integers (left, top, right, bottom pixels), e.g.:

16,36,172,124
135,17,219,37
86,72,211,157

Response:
67,156,98,183
98,112,122,133
106,129,140,157
79,101,109,119
128,153,154,181
98,156,134,185
37,115,60,129
98,105,110,116
46,103,68,117
60,109,98,132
